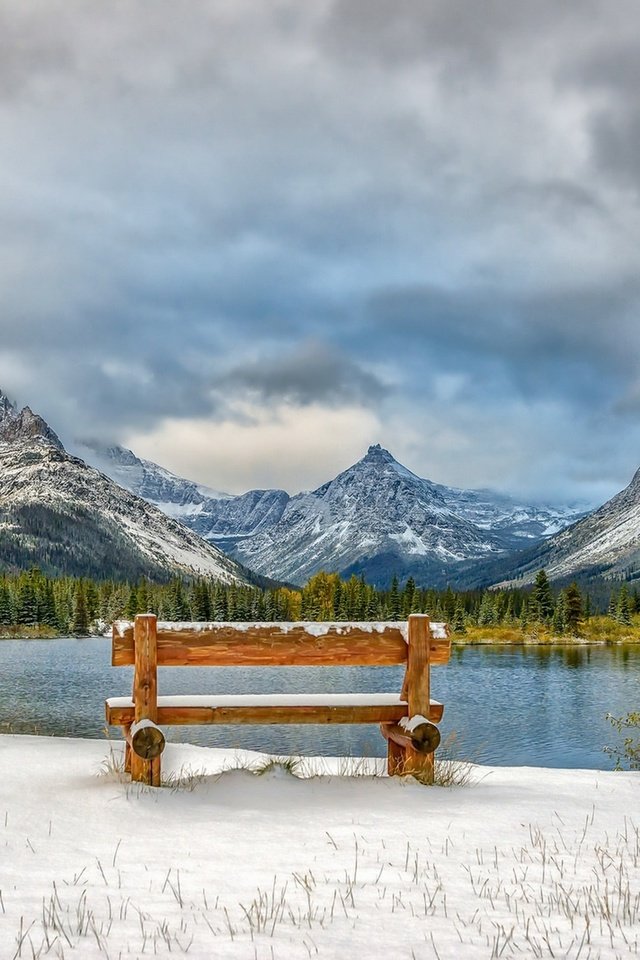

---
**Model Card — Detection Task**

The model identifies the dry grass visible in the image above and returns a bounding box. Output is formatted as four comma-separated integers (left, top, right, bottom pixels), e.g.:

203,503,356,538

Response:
7,811,639,958
458,618,640,645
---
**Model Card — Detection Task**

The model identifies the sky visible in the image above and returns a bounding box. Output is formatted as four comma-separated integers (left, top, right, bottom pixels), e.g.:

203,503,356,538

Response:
1,1,640,504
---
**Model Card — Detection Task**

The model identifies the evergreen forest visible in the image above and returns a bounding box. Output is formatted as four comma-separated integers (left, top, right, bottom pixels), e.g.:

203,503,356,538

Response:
1,567,639,638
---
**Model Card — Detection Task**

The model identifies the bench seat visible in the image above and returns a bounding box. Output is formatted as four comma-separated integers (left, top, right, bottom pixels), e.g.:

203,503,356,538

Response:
106,693,444,727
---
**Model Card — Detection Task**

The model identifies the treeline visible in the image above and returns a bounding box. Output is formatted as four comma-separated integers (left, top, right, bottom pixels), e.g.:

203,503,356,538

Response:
298,569,640,634
1,567,639,636
0,569,303,635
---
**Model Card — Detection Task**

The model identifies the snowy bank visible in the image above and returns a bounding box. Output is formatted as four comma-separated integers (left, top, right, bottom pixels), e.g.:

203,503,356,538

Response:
0,735,638,959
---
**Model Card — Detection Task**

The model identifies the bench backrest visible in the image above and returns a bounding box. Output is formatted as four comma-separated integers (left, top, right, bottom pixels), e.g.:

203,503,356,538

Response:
112,618,451,668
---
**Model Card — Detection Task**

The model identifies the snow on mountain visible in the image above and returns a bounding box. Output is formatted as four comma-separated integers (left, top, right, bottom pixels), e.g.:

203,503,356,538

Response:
496,464,640,585
72,441,231,517
431,484,587,544
81,440,588,587
75,441,289,546
0,394,65,451
0,392,249,583
228,445,508,585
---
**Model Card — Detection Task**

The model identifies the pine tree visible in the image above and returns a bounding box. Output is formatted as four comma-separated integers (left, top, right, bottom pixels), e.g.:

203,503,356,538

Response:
552,595,566,634
263,591,274,621
0,582,13,625
137,578,151,615
39,581,58,628
365,588,379,620
564,582,583,633
503,596,515,625
85,580,99,621
168,578,191,620
190,580,211,621
452,600,466,634
336,584,349,621
72,582,90,635
532,569,554,623
403,577,416,616
478,592,495,625
16,578,38,625
442,586,456,622
333,582,345,620
616,584,632,625
388,576,401,620
125,585,138,620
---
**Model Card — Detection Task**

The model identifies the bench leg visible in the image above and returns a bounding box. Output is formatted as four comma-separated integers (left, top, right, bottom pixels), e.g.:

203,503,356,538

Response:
387,741,435,783
402,746,434,784
150,755,161,787
130,753,162,787
123,725,132,774
387,739,405,776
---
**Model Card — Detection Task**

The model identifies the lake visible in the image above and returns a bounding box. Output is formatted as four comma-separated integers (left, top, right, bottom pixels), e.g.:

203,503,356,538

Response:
0,637,637,768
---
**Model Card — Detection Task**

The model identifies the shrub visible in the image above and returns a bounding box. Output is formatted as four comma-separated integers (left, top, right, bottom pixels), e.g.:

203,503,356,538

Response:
605,712,640,770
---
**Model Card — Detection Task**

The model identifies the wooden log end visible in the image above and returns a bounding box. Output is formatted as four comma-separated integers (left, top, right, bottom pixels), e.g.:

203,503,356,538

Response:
399,717,441,753
128,719,165,760
380,720,441,755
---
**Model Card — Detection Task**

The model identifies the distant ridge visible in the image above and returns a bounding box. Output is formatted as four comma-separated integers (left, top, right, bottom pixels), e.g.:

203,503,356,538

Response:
0,389,252,583
80,439,587,587
494,464,640,586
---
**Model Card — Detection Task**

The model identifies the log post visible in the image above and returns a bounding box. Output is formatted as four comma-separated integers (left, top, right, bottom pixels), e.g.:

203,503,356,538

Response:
386,737,405,776
398,614,435,782
130,614,161,786
122,723,132,773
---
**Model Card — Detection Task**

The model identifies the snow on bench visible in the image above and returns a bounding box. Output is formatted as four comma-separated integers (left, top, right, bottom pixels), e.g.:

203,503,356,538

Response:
106,692,445,726
106,614,451,785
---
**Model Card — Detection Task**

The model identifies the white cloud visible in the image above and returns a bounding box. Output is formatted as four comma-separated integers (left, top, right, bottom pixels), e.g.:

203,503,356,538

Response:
125,402,382,494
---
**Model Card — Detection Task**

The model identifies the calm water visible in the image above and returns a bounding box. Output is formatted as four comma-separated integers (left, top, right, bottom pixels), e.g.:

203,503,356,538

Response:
0,637,638,768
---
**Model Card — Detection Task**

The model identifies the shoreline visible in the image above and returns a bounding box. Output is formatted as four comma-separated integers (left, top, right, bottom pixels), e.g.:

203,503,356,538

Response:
2,629,640,645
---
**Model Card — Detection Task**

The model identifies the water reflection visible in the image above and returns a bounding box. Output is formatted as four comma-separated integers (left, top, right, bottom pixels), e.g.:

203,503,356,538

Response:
0,637,637,769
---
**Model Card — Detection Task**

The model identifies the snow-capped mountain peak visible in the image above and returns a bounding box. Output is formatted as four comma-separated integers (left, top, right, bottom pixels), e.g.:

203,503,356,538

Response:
496,462,640,585
0,392,64,451
0,390,17,422
0,393,250,583
73,440,232,517
77,438,589,588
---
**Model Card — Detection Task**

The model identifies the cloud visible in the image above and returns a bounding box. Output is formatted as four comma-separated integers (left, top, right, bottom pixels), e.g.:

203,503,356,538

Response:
125,402,382,494
224,341,389,407
0,1,640,501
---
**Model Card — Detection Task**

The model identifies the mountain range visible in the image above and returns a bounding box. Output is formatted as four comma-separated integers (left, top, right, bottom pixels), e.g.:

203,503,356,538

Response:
77,438,587,587
494,464,640,586
8,386,640,590
0,392,251,584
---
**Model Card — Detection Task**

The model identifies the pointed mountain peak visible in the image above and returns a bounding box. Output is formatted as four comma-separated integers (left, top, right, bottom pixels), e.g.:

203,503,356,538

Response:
362,443,396,464
76,439,141,467
0,389,18,422
0,393,65,451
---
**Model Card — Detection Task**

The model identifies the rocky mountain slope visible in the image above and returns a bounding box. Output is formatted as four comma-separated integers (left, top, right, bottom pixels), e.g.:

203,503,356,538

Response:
0,393,250,583
232,444,509,585
431,483,586,545
494,465,640,586
80,441,587,587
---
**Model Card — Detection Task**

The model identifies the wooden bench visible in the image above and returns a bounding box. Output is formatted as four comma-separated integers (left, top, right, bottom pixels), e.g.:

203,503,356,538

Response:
106,613,451,786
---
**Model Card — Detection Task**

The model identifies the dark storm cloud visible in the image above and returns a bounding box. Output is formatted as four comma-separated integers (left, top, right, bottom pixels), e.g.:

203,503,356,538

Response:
225,341,389,407
365,280,640,400
321,0,594,74
1,1,640,497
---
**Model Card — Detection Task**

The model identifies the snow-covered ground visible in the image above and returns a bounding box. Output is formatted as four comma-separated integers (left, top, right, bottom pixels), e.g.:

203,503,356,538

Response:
1,736,638,959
